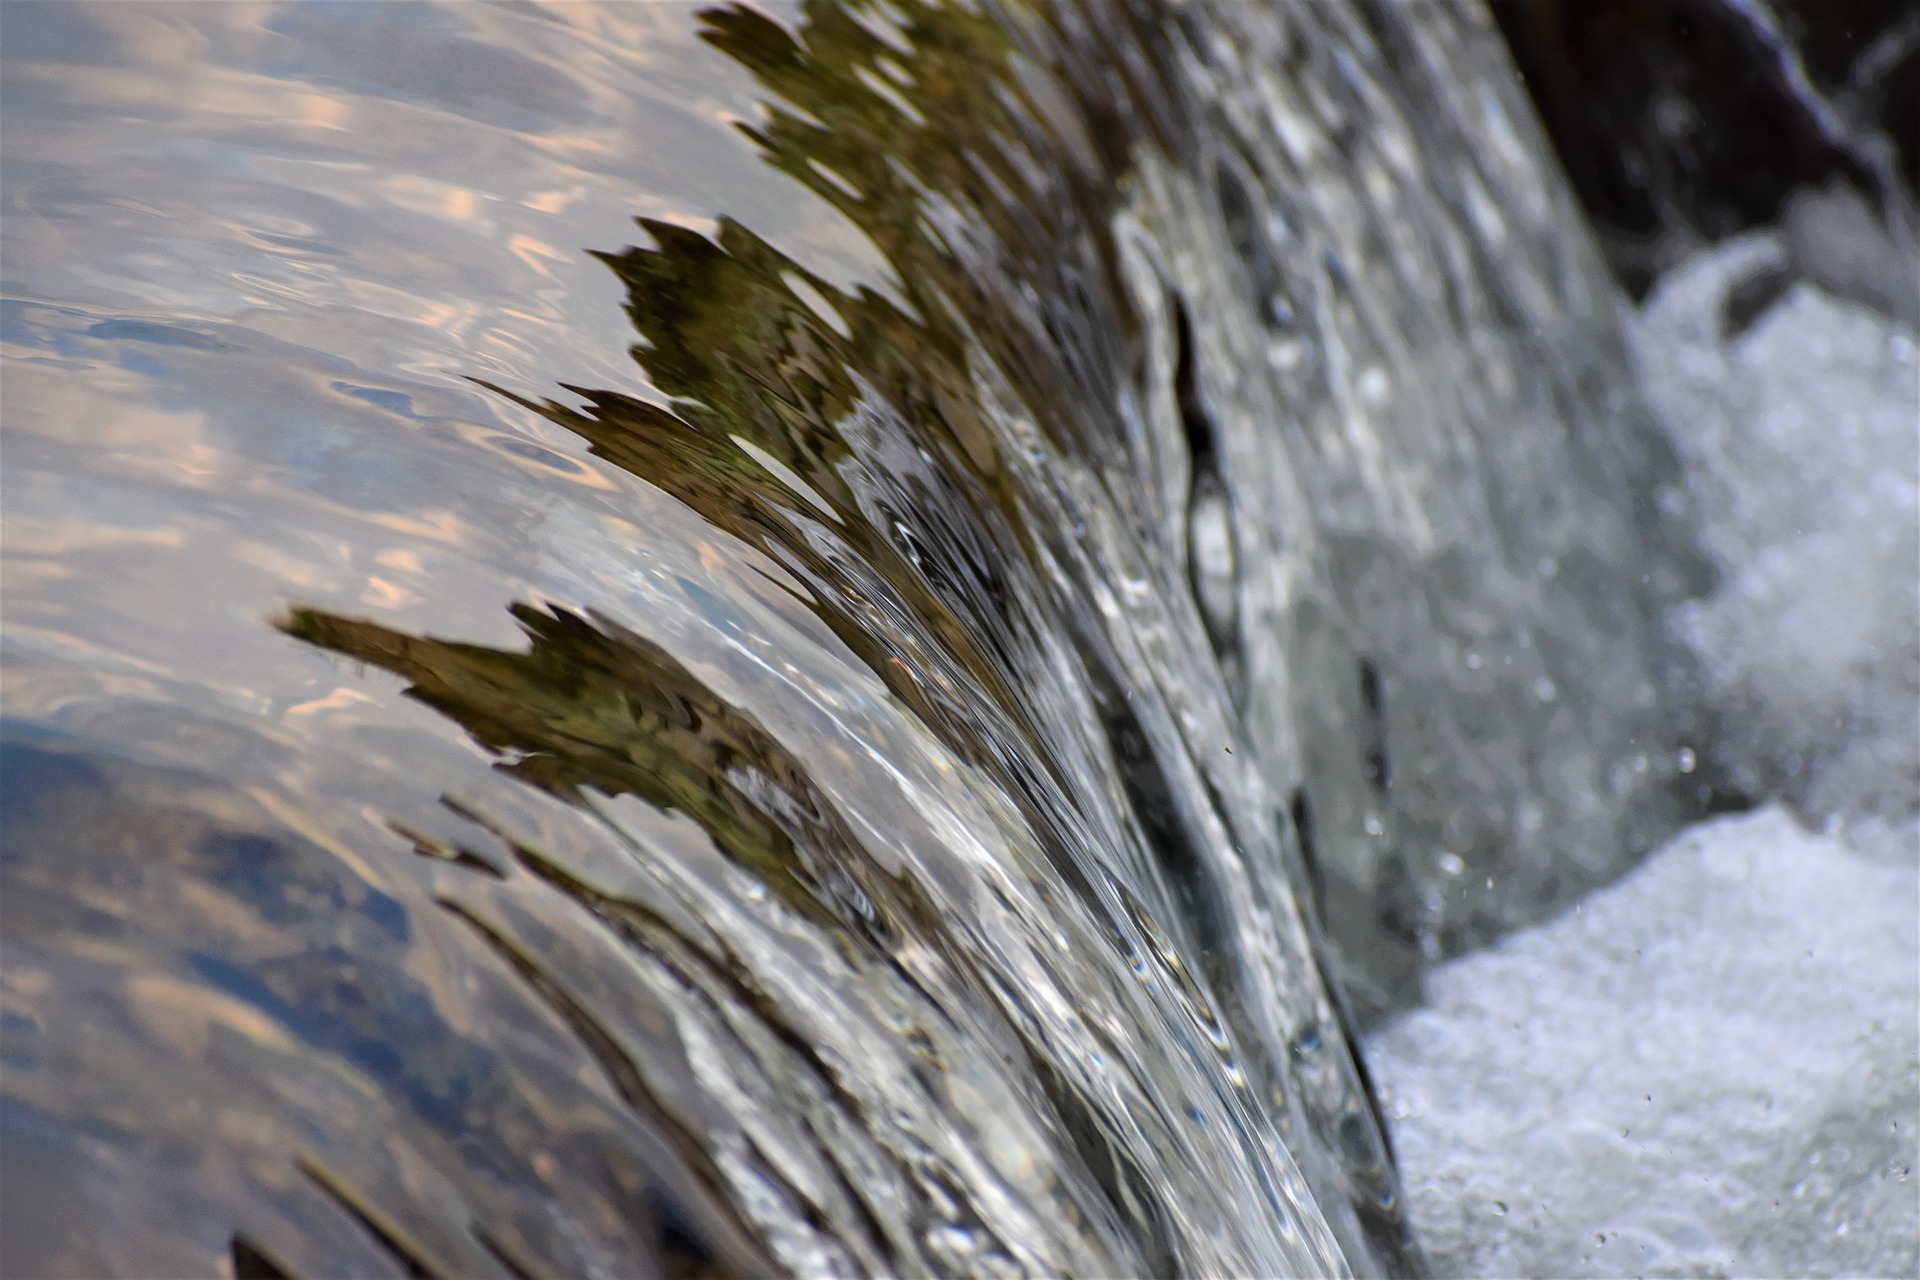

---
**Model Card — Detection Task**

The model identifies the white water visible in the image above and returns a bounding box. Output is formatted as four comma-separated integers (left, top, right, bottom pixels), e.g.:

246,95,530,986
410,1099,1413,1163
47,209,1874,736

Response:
1373,807,1915,1278
1645,229,1919,833
1371,232,1920,1278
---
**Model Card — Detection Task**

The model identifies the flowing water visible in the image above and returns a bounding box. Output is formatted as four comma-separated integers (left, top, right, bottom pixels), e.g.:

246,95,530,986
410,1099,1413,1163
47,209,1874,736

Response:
2,3,1706,1275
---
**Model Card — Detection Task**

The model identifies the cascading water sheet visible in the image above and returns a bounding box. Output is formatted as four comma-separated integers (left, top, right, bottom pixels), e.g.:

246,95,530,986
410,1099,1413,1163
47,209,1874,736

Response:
2,2,1700,1275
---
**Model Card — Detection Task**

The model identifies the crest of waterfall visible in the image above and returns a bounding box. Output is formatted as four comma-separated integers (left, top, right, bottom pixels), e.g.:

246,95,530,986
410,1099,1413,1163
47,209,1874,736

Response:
1,1,1700,1275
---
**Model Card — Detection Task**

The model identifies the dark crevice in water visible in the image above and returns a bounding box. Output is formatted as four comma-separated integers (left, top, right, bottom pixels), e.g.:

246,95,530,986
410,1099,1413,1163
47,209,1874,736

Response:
471,1230,536,1280
296,1156,442,1280
1084,642,1232,975
537,816,892,1098
1172,293,1241,662
502,810,865,1095
1358,658,1392,795
437,897,675,1128
462,788,1013,1271
1289,786,1329,931
439,873,862,1271
1283,777,1410,1256
1695,777,1762,816
1213,159,1296,331
1170,295,1216,471
230,1235,297,1280
1025,1047,1182,1280
646,1185,730,1280
1318,949,1400,1216
1719,259,1797,339
386,817,509,879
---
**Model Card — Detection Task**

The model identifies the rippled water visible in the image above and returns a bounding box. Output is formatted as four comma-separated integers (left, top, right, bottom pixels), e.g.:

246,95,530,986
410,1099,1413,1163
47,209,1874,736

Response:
2,3,1704,1275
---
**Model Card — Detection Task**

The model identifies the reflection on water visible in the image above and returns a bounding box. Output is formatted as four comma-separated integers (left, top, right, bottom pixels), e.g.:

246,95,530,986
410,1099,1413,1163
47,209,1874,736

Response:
4,1,1699,1276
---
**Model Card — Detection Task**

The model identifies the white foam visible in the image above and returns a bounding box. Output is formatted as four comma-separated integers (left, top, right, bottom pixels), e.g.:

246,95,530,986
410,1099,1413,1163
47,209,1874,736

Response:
1371,806,1918,1277
1634,236,1919,828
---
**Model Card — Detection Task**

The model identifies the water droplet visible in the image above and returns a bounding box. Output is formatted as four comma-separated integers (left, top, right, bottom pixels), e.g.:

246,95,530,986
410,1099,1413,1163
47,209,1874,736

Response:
1465,651,1482,670
1438,852,1465,877
1357,366,1391,405
1677,746,1696,773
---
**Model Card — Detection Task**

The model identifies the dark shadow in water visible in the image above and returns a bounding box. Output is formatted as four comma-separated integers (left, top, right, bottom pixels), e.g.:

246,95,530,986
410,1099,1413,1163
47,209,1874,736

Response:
0,728,774,1280
283,602,898,943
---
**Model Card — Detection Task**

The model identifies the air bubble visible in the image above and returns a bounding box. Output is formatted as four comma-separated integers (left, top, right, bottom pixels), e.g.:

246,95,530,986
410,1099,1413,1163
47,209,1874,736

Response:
1188,473,1238,639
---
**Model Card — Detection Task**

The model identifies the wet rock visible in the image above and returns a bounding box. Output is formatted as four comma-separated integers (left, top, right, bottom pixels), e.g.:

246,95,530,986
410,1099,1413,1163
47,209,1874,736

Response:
1494,0,1919,295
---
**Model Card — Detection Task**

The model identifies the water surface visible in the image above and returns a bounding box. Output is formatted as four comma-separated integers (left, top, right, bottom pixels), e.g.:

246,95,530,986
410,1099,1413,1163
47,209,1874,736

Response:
2,3,1698,1275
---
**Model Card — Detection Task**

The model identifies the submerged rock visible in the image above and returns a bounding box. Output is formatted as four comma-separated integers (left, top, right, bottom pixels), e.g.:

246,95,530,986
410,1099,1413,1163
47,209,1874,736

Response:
1494,0,1920,297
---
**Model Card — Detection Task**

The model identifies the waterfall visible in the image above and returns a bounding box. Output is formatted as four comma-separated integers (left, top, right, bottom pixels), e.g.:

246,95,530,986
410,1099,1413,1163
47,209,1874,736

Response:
0,2,1700,1275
